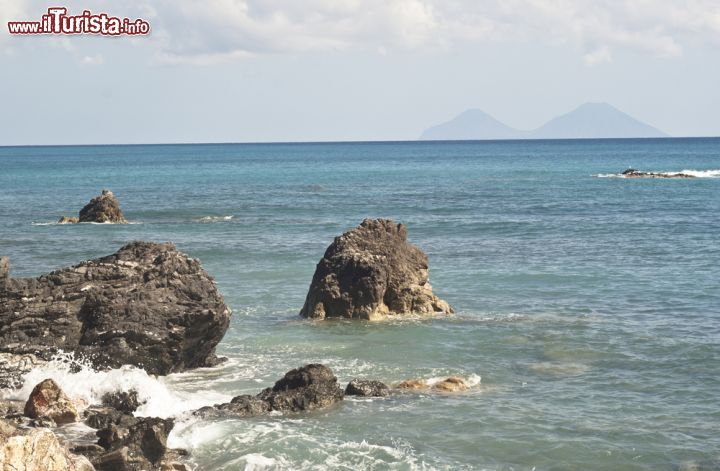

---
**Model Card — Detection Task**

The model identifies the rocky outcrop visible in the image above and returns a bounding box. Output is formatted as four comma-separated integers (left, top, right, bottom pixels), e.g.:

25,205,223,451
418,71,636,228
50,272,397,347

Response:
196,364,344,419
345,379,390,397
79,190,127,223
300,219,453,320
621,168,694,178
0,419,95,471
0,257,8,290
0,242,231,381
24,378,80,425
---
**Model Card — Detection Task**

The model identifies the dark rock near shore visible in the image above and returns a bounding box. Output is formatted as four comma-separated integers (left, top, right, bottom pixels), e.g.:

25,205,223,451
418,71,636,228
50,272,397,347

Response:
621,168,695,178
79,190,128,223
300,219,453,320
196,364,344,419
91,416,175,471
345,379,390,397
0,242,231,382
101,390,143,414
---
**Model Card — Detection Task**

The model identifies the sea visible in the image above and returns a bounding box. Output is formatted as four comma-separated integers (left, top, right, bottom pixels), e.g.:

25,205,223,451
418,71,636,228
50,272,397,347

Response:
0,138,718,470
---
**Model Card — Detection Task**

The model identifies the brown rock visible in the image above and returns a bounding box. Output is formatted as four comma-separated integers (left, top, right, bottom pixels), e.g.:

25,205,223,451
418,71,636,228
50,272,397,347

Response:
24,378,79,425
78,189,127,223
0,421,94,471
432,376,468,392
394,379,428,390
300,219,453,320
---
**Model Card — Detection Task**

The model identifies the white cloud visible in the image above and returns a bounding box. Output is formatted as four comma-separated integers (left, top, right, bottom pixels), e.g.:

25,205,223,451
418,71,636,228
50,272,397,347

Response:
4,0,720,64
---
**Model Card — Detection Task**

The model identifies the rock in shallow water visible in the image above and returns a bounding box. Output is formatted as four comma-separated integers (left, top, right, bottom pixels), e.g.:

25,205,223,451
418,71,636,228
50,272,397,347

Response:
197,364,344,419
24,378,80,425
79,189,127,223
300,219,453,320
0,241,231,380
345,379,390,397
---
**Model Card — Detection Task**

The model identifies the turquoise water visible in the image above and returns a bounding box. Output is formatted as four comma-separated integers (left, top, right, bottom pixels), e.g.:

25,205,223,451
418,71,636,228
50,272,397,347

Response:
1,139,719,470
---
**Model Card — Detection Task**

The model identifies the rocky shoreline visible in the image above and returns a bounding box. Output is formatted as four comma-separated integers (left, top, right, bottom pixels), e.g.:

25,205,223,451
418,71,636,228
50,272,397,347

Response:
1,214,460,470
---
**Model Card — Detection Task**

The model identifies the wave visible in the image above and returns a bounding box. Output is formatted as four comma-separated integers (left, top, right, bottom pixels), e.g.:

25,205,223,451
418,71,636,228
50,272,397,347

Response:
0,352,229,418
595,169,720,178
197,215,234,223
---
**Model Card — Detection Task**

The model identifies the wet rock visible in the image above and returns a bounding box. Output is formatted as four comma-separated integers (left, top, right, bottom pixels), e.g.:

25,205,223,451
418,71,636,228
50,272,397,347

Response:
0,242,231,378
0,352,46,391
620,168,695,178
78,190,127,223
90,416,175,471
300,219,453,320
58,216,80,224
24,378,80,425
0,256,8,290
345,379,390,397
101,390,143,414
0,419,95,471
431,377,468,392
394,379,428,390
198,364,344,419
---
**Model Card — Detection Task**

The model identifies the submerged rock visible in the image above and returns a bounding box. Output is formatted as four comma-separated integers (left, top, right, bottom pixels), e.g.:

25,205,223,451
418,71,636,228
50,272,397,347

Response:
101,390,143,414
79,190,127,223
345,379,390,397
24,378,80,425
620,168,694,178
0,242,231,380
0,419,94,471
58,216,80,224
395,377,469,393
394,379,428,390
300,219,453,320
197,364,344,419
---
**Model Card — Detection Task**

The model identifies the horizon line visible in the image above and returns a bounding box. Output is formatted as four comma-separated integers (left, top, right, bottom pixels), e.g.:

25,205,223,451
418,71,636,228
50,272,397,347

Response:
2,135,720,149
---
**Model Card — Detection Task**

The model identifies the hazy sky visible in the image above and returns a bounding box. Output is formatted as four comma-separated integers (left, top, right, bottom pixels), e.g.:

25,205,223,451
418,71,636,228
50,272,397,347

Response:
1,0,719,145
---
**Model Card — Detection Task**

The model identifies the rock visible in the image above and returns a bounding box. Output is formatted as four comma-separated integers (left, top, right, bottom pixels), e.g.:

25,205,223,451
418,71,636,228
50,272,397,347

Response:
620,168,695,178
0,420,95,471
78,190,127,223
431,376,468,392
198,364,344,419
394,379,428,390
345,379,390,397
24,378,80,425
90,416,175,471
0,352,45,391
101,390,143,414
0,241,231,378
0,256,8,290
58,216,80,224
300,219,453,320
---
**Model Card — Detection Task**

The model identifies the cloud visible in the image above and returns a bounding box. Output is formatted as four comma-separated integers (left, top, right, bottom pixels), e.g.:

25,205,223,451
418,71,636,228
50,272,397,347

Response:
4,0,720,64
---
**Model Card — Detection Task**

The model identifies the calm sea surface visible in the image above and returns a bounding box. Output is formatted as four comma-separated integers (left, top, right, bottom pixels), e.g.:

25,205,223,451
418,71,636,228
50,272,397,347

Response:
1,139,719,470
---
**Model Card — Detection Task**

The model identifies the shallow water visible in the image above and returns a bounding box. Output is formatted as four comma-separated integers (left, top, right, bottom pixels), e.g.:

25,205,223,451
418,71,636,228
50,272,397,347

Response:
1,138,719,470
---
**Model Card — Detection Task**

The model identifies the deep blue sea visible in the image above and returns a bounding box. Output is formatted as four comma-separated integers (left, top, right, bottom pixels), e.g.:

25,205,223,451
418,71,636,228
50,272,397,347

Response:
1,138,719,470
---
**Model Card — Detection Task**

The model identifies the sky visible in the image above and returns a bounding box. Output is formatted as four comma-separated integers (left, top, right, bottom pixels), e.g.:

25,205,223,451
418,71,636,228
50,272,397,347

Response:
1,0,719,145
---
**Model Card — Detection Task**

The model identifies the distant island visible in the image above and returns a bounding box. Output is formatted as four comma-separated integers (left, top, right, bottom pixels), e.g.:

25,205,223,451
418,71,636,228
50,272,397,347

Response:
420,103,668,140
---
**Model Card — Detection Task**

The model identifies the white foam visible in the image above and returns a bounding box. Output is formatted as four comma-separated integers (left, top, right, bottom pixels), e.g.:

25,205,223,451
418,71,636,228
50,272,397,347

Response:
595,169,720,178
197,215,234,223
1,352,230,419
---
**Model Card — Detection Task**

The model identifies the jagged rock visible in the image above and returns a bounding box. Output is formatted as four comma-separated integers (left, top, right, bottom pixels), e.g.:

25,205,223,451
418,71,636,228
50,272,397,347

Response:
0,419,95,471
0,242,231,379
345,379,390,397
101,390,143,414
24,378,80,425
58,216,80,224
621,168,694,178
0,256,8,290
197,364,344,419
91,416,175,471
79,190,127,223
300,219,453,320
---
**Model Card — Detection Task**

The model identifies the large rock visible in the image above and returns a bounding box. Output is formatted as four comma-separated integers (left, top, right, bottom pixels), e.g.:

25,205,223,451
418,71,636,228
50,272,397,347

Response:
0,419,94,471
197,364,344,419
79,190,127,223
0,242,231,380
345,379,390,397
24,378,80,424
300,219,453,320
